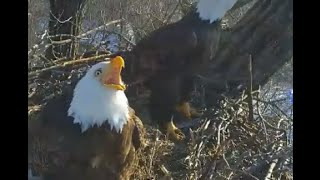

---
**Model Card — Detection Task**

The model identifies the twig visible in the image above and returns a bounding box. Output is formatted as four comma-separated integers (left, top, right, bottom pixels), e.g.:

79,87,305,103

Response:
264,143,284,180
199,140,230,180
232,169,260,180
78,19,122,38
53,57,69,64
48,34,81,39
28,91,36,99
28,54,111,78
107,31,136,46
163,2,180,24
254,98,292,120
247,54,254,121
256,88,269,142
258,110,287,135
246,146,292,175
260,87,284,115
159,165,171,177
49,19,122,45
50,11,72,24
264,158,278,180
217,120,224,145
28,105,42,115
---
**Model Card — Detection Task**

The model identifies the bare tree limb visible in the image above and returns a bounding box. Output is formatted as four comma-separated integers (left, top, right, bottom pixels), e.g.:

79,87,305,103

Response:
254,98,292,120
107,31,136,46
247,54,254,121
28,54,111,78
203,0,292,92
48,19,122,45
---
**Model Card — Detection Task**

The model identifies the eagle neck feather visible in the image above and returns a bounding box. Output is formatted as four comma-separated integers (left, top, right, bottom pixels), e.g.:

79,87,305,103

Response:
68,77,129,133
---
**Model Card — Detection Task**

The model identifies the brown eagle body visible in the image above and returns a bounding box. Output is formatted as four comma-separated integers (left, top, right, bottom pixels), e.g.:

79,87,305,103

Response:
120,0,238,141
28,57,145,180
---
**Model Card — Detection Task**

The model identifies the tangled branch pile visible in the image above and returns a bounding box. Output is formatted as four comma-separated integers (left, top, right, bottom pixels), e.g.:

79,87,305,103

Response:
130,89,293,180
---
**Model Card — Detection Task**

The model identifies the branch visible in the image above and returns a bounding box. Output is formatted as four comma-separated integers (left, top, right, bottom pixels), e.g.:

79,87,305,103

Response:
246,146,292,174
247,54,254,121
264,158,278,180
163,1,180,24
28,54,111,78
203,0,292,91
232,169,260,180
49,19,122,45
257,107,287,135
107,31,136,46
254,98,292,120
50,11,72,24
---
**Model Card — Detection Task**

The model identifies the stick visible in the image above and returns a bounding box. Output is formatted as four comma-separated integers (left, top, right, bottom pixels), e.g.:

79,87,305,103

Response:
253,98,292,120
28,54,111,77
247,54,254,121
49,19,122,45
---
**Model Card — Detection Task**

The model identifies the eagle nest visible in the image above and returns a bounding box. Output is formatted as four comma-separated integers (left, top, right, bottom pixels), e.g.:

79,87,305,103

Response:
129,91,292,180
28,64,292,180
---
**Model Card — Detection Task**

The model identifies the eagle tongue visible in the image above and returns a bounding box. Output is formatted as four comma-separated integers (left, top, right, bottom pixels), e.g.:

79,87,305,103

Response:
105,68,121,85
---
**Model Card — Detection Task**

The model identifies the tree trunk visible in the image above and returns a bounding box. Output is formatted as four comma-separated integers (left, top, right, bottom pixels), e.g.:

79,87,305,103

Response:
45,0,87,60
202,0,292,102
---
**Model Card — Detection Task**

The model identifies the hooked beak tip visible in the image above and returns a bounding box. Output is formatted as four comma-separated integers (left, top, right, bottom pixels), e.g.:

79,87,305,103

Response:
111,56,125,68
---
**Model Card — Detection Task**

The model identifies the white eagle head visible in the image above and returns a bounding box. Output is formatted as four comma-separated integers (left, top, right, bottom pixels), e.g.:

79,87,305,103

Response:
68,56,130,133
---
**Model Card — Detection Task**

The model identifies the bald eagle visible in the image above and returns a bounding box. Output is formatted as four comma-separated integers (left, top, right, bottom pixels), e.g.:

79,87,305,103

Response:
120,0,238,141
28,56,145,180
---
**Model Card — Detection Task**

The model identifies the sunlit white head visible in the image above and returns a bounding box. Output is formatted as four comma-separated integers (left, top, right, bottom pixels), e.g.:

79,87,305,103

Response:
196,0,238,23
68,56,129,133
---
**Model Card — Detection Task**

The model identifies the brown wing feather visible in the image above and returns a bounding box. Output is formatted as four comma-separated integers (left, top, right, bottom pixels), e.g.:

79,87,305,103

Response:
126,23,198,84
137,26,198,69
28,94,146,180
137,23,198,53
129,107,146,150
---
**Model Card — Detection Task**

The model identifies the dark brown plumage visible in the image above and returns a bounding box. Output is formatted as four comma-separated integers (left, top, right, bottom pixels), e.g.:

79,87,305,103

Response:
120,0,238,141
28,57,145,180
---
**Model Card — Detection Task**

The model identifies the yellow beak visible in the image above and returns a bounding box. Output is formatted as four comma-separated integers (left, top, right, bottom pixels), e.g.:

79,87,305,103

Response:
111,56,125,69
102,56,126,91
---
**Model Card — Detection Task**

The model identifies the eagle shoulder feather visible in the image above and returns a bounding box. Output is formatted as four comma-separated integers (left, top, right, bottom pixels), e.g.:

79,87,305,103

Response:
129,107,146,150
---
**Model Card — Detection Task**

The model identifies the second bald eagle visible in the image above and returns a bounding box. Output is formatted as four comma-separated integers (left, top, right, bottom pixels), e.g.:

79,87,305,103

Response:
121,0,238,141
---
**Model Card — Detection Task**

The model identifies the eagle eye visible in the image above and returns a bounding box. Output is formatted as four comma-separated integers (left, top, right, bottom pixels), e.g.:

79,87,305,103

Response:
94,69,102,76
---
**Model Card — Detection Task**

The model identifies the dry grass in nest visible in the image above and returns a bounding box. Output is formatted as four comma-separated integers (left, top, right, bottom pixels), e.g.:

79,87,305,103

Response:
128,93,292,180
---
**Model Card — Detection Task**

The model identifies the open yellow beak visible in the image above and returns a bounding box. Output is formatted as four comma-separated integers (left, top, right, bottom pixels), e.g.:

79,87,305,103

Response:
111,55,125,69
102,56,126,91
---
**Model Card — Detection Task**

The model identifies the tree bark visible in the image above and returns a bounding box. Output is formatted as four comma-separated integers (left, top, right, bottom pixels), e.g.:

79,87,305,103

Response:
45,0,87,60
202,0,292,96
